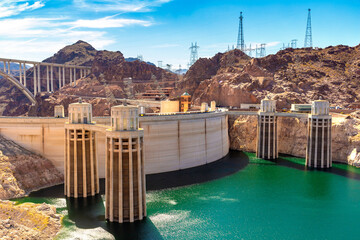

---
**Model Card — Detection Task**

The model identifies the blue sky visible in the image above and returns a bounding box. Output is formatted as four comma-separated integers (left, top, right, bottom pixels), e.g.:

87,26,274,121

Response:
0,0,359,69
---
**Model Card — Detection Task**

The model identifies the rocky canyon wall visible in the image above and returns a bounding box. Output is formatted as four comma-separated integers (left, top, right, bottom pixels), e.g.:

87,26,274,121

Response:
229,114,360,164
0,135,63,200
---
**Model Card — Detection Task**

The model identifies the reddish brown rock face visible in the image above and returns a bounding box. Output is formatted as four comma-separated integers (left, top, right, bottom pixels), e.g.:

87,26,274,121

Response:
0,135,63,200
175,45,360,109
228,113,360,164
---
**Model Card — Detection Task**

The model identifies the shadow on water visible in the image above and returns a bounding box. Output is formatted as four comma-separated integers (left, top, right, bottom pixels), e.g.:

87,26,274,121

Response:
66,195,105,229
106,219,164,240
65,196,163,240
146,150,249,190
268,155,360,181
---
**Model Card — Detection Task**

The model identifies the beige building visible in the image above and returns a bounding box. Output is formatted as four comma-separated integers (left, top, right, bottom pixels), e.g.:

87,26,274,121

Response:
256,98,278,159
160,100,180,113
105,105,146,223
306,100,332,168
201,102,209,112
64,102,99,198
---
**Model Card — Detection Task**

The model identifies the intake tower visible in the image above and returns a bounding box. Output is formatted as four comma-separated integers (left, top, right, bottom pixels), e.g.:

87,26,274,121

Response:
64,102,99,198
105,105,146,223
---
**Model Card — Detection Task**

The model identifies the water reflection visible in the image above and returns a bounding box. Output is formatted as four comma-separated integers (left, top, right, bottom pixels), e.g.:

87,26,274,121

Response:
64,195,163,240
146,151,249,190
66,195,105,228
106,219,164,240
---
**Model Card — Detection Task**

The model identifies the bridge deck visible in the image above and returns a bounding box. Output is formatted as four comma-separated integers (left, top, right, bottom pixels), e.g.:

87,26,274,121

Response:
0,57,91,69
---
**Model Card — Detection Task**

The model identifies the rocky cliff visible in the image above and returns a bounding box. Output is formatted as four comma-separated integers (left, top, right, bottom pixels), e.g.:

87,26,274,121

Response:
0,135,63,199
228,114,360,164
176,45,360,108
0,200,61,239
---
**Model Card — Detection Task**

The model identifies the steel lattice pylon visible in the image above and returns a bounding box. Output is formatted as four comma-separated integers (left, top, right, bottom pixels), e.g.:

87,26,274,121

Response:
304,9,313,48
189,42,199,67
237,12,245,51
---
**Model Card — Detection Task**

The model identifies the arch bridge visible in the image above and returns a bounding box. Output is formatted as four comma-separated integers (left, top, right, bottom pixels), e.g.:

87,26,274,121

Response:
0,57,92,105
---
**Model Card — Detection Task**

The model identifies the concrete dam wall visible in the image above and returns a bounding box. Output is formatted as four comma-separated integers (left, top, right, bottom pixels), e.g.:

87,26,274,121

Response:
0,112,229,177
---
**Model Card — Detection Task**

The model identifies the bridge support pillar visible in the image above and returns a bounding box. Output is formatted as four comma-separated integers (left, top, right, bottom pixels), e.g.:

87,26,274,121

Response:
105,105,146,223
74,68,77,86
62,67,65,87
19,62,23,85
65,101,99,198
23,63,26,87
51,65,54,92
256,98,278,160
47,66,49,92
59,67,62,89
33,64,37,95
306,100,332,168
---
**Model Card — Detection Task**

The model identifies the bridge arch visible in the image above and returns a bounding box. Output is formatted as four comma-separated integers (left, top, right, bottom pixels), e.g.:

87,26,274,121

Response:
0,70,36,105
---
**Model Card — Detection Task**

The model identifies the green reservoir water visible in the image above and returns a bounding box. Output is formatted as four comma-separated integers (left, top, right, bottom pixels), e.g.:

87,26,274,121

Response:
15,152,360,239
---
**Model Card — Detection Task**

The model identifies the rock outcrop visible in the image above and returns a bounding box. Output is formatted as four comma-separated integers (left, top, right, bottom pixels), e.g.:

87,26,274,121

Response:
175,45,360,108
0,135,63,199
0,200,61,239
229,114,360,164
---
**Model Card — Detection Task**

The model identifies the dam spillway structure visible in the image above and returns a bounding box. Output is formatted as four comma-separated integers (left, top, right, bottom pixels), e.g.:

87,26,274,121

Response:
256,98,278,159
64,102,99,198
306,100,332,168
105,105,146,223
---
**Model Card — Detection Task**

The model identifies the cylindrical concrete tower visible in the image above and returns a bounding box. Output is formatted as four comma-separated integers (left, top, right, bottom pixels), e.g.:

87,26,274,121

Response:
54,105,64,118
105,105,146,223
210,101,216,111
256,98,278,159
306,100,332,168
64,102,99,198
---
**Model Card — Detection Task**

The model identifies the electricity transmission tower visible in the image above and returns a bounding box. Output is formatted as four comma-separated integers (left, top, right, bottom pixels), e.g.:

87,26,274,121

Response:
291,39,298,48
137,55,143,61
304,9,313,48
189,42,199,66
245,44,255,57
256,44,266,58
237,12,245,51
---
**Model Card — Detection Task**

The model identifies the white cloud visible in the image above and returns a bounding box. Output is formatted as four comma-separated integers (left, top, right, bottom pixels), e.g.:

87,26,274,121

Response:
70,16,152,29
0,16,135,61
0,0,45,18
73,0,172,13
0,16,152,38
